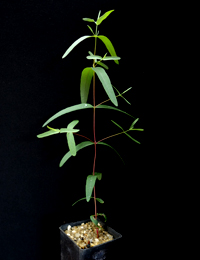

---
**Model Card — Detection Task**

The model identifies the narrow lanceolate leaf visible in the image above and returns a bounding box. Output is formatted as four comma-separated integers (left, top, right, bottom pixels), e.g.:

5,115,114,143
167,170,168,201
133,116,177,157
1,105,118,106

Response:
67,120,79,129
102,56,121,61
90,215,98,226
86,175,97,202
65,120,79,155
97,142,124,164
92,67,118,106
86,55,102,60
97,35,119,64
60,128,79,133
62,35,93,59
80,68,94,103
122,87,132,95
96,105,134,118
97,10,101,20
59,141,94,167
97,213,107,222
96,198,104,204
37,129,60,138
82,18,95,23
111,120,124,130
124,132,141,144
130,128,144,131
95,172,102,180
87,25,94,34
72,197,104,206
113,86,131,105
96,10,114,25
98,61,109,70
72,197,86,206
42,103,93,127
130,118,139,129
67,132,76,156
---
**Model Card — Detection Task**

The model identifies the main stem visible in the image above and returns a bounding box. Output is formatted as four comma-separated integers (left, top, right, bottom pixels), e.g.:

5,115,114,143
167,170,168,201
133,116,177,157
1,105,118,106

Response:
93,35,98,222
93,72,97,220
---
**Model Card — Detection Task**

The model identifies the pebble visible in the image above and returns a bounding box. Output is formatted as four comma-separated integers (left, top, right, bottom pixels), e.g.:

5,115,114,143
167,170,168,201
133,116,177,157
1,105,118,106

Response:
67,225,71,230
64,221,114,249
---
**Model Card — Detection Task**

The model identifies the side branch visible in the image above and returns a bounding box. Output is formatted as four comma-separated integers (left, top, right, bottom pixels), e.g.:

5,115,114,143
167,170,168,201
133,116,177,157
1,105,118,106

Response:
74,133,94,143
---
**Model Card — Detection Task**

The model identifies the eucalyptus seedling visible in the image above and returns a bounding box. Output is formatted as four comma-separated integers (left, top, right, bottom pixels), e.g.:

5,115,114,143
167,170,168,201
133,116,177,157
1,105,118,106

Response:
37,10,143,237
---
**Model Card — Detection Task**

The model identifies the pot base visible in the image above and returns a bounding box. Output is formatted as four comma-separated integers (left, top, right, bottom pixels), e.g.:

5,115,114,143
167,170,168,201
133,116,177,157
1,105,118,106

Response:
59,218,122,260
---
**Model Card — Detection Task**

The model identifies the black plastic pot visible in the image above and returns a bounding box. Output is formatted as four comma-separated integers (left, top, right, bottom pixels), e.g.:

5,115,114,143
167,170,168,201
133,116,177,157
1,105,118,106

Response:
59,218,122,260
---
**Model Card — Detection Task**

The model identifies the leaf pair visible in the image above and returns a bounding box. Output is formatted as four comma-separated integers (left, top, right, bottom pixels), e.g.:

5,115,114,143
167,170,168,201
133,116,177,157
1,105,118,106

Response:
111,119,144,144
81,66,118,106
90,213,107,226
41,102,133,129
62,35,119,64
37,120,79,156
37,122,79,138
59,141,124,167
113,86,132,105
86,54,120,61
82,10,114,26
72,197,104,206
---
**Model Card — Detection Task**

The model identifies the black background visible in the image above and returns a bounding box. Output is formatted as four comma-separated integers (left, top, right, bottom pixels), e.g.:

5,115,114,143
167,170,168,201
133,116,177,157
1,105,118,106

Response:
0,1,147,259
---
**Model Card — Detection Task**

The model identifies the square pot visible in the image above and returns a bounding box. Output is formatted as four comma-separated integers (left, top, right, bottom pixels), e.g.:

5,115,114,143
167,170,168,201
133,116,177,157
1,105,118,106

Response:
59,218,122,260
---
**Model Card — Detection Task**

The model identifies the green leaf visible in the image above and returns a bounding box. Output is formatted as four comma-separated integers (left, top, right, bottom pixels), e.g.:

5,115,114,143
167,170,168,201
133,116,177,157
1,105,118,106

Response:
67,120,79,129
111,120,124,131
80,68,94,103
59,141,94,167
82,18,95,23
97,61,109,70
90,215,98,226
67,132,76,156
87,25,94,34
130,118,139,129
86,175,97,202
95,172,102,180
37,129,60,138
97,10,101,20
97,142,124,164
96,10,114,25
102,56,121,61
86,55,102,60
72,197,86,206
60,128,79,133
96,198,104,204
92,67,118,106
85,173,102,202
97,213,107,222
130,128,144,131
42,104,93,127
96,105,134,118
113,86,131,105
47,126,59,131
124,132,141,144
97,35,119,64
88,51,94,56
121,96,131,105
72,197,104,206
122,87,132,94
62,35,93,59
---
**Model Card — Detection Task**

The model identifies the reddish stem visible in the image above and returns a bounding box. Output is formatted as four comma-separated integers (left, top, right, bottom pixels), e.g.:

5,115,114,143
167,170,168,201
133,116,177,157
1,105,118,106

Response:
73,133,94,142
92,36,98,238
93,72,97,220
96,228,99,238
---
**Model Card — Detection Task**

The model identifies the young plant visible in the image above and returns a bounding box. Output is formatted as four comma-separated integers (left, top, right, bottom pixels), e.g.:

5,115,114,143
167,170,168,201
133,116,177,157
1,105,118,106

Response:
37,10,143,237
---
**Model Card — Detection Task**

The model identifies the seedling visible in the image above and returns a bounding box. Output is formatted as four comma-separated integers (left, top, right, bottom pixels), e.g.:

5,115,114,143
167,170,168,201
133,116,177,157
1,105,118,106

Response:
37,10,143,237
